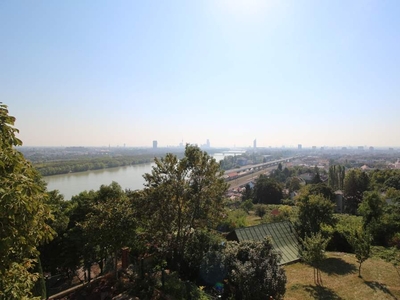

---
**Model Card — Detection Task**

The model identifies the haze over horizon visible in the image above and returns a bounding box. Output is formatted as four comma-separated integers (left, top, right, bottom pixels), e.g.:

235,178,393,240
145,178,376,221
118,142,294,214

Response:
1,1,400,148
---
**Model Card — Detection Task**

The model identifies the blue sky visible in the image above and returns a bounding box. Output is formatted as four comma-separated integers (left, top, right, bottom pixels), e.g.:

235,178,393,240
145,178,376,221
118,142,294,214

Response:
1,0,399,148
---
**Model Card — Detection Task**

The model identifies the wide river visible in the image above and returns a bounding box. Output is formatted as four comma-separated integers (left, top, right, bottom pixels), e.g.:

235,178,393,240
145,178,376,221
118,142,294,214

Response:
44,152,242,200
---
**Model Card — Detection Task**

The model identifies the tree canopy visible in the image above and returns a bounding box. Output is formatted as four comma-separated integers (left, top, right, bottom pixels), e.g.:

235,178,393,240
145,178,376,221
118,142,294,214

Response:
0,103,54,299
141,144,228,269
253,175,283,204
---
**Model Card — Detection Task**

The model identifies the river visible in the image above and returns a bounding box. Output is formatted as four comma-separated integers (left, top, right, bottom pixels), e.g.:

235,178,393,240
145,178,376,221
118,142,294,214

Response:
44,152,243,200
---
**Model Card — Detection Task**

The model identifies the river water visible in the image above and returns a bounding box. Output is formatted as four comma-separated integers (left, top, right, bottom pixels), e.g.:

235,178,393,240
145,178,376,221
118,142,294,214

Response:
44,152,242,200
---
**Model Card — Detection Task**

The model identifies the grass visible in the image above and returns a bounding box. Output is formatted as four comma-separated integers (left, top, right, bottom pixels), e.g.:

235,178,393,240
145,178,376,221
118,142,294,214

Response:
284,252,400,299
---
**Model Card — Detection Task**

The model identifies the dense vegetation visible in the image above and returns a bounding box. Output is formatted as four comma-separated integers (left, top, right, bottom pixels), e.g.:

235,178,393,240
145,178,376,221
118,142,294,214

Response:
33,154,156,176
3,104,400,299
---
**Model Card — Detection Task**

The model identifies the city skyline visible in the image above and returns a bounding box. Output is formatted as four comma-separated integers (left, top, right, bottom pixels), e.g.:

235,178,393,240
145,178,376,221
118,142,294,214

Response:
2,1,400,148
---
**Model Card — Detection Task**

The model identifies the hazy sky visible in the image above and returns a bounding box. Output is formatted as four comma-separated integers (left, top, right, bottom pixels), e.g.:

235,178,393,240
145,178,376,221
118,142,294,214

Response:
1,1,399,148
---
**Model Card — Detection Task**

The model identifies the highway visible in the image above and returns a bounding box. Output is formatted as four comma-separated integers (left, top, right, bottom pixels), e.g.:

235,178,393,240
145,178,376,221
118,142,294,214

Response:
223,157,296,175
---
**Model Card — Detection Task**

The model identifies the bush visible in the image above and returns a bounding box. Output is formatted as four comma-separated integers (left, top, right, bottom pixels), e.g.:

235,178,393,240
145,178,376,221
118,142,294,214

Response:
223,239,286,300
254,204,267,218
181,230,223,281
217,210,247,232
163,272,211,300
327,214,361,252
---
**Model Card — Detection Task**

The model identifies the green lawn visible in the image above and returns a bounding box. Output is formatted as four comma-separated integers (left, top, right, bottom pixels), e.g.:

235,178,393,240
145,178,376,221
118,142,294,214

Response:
284,252,400,300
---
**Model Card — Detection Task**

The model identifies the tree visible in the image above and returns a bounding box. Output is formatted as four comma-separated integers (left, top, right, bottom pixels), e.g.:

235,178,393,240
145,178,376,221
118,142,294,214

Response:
328,165,345,190
81,182,137,279
296,194,336,239
254,204,267,218
39,190,74,274
384,174,400,190
358,191,384,230
223,239,287,299
301,231,330,286
301,183,335,202
141,145,228,271
241,183,253,201
312,166,322,184
287,177,301,193
253,175,283,204
344,169,370,214
0,103,54,299
240,199,254,214
357,191,385,244
346,227,372,277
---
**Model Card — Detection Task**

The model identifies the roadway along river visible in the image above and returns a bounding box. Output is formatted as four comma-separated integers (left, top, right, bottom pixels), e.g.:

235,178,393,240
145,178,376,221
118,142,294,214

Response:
44,153,234,200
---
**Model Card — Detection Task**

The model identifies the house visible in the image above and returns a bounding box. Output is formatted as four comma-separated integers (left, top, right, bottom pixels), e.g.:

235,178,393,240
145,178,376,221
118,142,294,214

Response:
226,221,301,265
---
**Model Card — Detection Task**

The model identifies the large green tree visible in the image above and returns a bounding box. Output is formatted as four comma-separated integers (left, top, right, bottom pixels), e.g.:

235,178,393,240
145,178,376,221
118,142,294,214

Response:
253,175,283,204
81,182,137,279
296,194,336,239
328,165,345,190
141,145,228,270
344,169,370,214
0,104,54,299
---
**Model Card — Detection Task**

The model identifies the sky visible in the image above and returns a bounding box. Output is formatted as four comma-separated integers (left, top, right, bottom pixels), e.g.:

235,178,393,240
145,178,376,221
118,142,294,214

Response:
1,0,400,148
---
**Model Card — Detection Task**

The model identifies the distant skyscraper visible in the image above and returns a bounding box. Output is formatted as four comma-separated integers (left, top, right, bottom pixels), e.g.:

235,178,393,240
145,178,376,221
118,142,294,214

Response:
253,139,257,149
207,139,210,148
153,140,157,149
298,144,302,150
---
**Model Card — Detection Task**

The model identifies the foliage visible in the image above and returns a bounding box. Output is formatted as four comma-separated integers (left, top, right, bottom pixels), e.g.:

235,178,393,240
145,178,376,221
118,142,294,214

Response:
287,176,302,192
343,169,370,214
217,209,248,232
34,154,155,177
141,145,228,271
81,182,137,278
370,169,400,191
163,272,211,300
0,103,54,299
296,194,336,239
31,257,46,299
327,214,362,252
223,239,287,300
240,199,254,213
300,231,330,285
270,164,292,183
254,204,267,218
262,205,295,223
39,191,75,274
300,183,335,202
241,183,253,202
181,230,223,281
253,175,283,204
358,191,384,233
345,226,372,277
328,165,345,190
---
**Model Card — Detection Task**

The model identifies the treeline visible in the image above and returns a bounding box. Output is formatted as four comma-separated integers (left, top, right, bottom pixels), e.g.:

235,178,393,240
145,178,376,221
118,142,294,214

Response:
34,154,156,176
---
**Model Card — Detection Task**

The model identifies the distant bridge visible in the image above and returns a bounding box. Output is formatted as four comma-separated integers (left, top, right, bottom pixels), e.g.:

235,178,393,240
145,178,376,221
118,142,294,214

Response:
223,157,297,177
